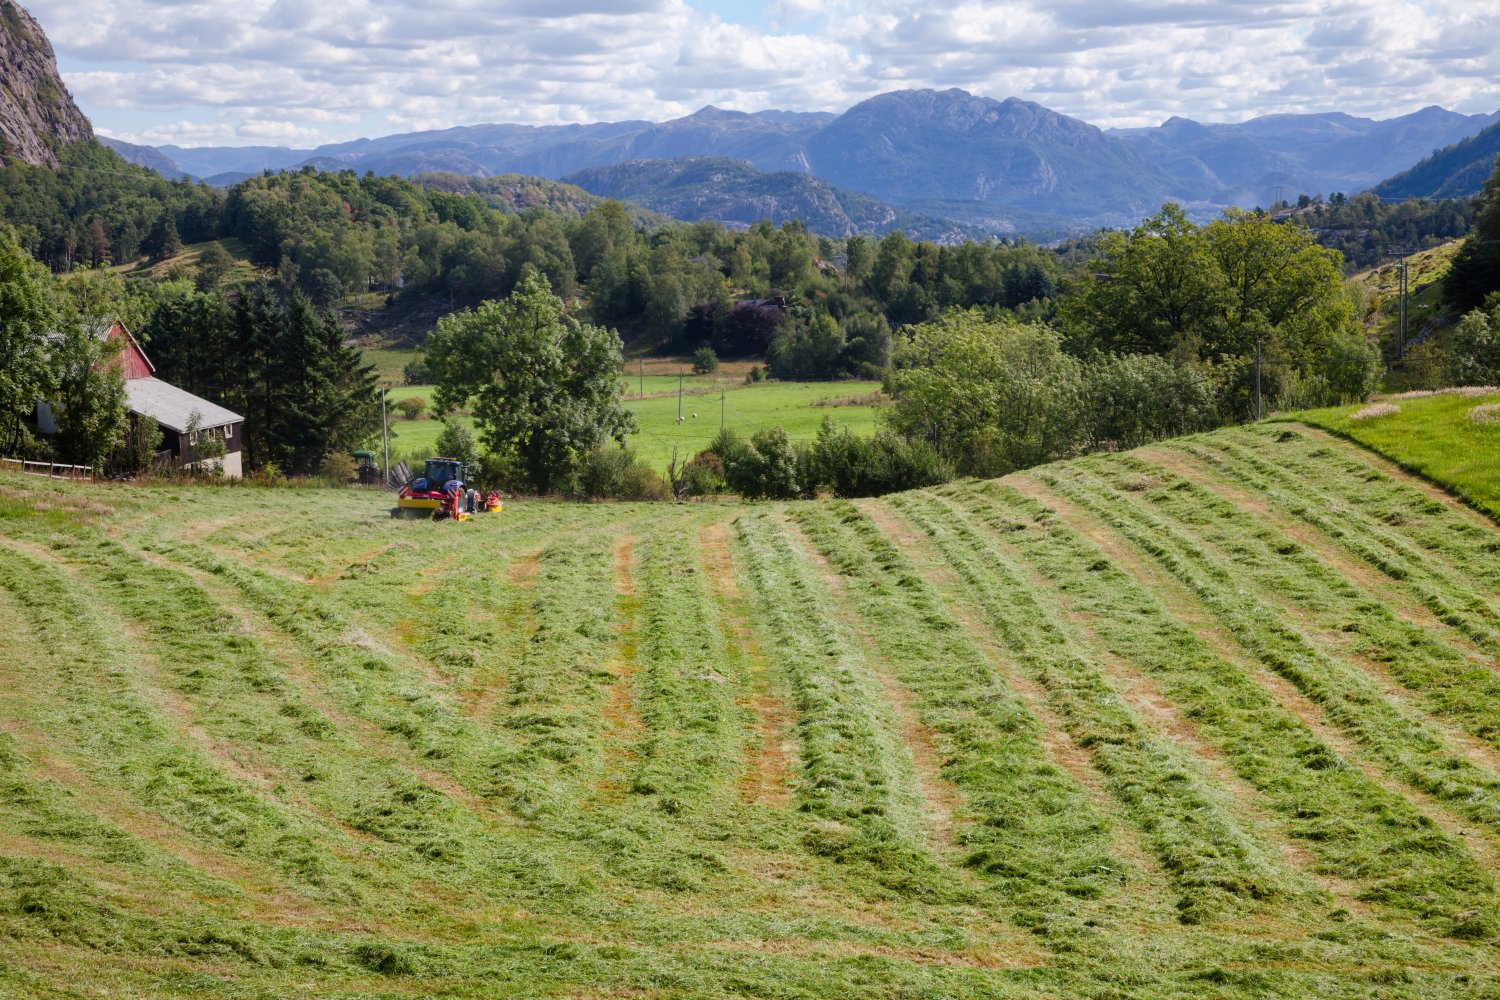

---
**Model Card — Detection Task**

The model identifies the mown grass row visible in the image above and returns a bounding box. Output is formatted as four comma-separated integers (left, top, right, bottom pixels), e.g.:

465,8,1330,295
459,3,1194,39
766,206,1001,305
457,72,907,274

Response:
1029,460,1500,841
621,529,749,815
788,502,1154,938
731,511,937,886
1176,427,1500,656
934,481,1500,940
1090,448,1500,762
2,492,1058,996
870,492,1307,928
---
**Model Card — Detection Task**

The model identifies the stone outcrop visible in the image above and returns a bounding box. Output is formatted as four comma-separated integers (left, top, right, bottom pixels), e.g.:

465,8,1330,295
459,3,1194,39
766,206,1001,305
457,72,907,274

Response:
0,1,92,167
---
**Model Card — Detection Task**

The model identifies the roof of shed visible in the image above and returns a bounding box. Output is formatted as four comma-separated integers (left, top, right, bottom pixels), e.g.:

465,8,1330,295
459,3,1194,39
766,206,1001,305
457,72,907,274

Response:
124,378,242,433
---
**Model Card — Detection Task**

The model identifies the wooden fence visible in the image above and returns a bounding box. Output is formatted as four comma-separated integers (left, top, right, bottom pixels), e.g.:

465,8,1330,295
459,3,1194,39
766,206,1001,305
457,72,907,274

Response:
0,457,96,481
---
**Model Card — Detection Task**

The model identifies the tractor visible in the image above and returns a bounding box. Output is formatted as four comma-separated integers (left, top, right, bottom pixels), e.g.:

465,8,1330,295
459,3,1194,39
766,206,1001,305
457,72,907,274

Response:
391,457,501,520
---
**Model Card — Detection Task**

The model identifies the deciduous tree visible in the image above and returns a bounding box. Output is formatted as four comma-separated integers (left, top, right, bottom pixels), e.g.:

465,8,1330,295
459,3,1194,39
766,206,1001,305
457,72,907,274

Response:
426,270,635,493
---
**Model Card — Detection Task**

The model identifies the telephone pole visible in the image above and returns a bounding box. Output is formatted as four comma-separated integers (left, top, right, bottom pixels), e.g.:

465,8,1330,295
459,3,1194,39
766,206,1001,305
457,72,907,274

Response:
1254,340,1263,421
678,368,684,422
720,386,726,432
1385,248,1412,358
639,359,644,399
380,385,391,484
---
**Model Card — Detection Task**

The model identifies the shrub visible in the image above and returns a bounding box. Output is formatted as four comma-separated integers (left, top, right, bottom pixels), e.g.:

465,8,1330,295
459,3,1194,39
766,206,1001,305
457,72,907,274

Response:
434,421,481,467
805,419,953,498
1080,354,1218,450
724,427,801,500
619,464,668,501
1401,339,1452,392
394,397,428,420
577,444,665,500
402,355,431,385
319,451,356,484
676,451,727,497
578,445,634,498
1449,296,1500,387
746,365,765,384
691,346,719,375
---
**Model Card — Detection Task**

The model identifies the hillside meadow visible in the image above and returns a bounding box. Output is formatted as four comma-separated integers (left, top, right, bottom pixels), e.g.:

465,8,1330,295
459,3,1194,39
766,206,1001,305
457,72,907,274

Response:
1,414,1500,996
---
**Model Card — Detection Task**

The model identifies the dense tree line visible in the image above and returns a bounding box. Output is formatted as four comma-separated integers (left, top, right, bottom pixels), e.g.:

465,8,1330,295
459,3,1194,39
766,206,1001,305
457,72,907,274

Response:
145,278,381,474
1283,192,1474,272
0,143,1405,492
0,225,127,468
0,143,223,271
1444,155,1500,313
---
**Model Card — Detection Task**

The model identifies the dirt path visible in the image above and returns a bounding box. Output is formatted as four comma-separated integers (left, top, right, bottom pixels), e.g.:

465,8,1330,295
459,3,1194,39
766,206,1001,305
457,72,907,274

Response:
699,522,794,808
596,536,644,801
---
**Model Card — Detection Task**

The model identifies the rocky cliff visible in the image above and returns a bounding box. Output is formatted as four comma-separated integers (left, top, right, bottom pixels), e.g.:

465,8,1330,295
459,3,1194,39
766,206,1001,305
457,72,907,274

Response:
0,1,91,167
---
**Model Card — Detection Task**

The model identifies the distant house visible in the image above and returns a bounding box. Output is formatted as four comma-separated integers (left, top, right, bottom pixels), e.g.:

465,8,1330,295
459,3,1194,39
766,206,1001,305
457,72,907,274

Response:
38,322,246,478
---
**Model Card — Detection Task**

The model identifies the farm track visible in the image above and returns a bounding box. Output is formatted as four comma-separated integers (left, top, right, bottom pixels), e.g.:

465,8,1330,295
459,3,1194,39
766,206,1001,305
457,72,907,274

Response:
3,428,1500,997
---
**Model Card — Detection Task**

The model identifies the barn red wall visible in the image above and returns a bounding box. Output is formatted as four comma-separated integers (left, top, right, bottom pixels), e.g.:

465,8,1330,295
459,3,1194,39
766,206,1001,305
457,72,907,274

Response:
109,323,154,380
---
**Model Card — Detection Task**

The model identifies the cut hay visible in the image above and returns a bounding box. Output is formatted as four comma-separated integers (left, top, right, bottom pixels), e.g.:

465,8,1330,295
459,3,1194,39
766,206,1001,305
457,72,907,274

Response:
1351,403,1400,421
1468,403,1500,425
1384,386,1499,401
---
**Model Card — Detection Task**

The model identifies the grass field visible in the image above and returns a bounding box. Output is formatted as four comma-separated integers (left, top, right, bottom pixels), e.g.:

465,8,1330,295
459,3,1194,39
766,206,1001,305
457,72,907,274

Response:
2,408,1500,996
1295,387,1500,517
384,379,885,470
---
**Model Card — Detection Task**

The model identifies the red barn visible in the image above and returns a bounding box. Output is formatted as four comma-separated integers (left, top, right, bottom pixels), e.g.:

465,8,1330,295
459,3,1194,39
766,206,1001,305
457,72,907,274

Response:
38,321,246,478
108,321,155,380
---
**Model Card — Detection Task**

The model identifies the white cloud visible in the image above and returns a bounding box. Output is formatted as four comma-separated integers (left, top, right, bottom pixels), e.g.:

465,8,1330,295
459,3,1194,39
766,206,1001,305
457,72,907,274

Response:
29,0,1500,148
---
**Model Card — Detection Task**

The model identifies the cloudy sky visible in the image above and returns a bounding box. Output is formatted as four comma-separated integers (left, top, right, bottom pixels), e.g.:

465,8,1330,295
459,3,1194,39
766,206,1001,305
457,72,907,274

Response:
29,0,1500,149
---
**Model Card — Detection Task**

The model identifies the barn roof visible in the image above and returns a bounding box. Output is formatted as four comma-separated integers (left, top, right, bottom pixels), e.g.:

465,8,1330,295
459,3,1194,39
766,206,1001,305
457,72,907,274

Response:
125,378,242,433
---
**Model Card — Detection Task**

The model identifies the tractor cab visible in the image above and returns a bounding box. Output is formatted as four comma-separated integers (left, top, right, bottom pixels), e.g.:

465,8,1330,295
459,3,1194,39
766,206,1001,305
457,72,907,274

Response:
353,450,380,485
423,458,466,489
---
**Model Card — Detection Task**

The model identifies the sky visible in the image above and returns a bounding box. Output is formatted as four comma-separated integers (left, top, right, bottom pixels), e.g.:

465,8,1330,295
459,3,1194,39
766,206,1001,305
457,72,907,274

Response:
28,0,1500,149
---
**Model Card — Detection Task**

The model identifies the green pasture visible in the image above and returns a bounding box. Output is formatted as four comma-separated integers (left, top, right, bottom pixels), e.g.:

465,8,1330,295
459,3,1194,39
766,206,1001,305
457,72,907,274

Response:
1294,388,1500,517
381,379,886,470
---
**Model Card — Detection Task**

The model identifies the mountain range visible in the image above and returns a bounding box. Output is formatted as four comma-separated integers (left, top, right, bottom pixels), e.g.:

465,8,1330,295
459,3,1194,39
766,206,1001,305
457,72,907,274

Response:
97,90,1499,236
1373,118,1500,201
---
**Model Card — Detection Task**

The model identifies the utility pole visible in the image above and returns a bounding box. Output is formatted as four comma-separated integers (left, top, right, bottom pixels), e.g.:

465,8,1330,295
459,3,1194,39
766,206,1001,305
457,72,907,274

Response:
1384,247,1413,358
1254,340,1263,421
639,358,644,399
380,385,391,484
677,368,684,422
720,386,726,432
